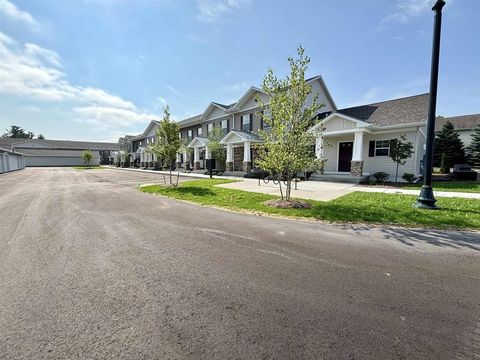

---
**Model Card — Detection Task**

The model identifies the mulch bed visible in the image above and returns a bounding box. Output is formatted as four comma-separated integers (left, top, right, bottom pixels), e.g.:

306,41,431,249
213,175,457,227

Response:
263,199,312,209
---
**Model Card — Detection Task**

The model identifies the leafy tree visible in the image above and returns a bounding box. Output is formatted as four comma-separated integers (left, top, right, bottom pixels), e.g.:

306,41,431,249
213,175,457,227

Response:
2,125,34,139
466,122,480,168
255,46,324,202
82,150,93,167
207,126,226,171
37,134,45,139
389,135,414,183
149,105,181,185
433,121,465,169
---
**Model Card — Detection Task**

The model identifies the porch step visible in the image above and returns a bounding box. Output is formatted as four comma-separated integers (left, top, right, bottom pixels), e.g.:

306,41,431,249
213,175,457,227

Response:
309,174,367,184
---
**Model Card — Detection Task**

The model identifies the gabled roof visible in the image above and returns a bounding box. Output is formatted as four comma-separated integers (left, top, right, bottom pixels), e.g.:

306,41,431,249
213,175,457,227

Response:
187,136,210,148
176,114,203,128
229,86,265,112
19,149,100,157
337,93,429,127
0,137,120,150
201,102,231,120
219,130,262,144
436,113,480,130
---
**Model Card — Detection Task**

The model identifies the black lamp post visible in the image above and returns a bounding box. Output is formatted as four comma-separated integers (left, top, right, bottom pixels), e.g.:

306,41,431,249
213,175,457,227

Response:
415,0,445,209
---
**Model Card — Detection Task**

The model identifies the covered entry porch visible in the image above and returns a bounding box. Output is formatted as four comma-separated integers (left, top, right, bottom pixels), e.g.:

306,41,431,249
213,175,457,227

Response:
220,131,262,173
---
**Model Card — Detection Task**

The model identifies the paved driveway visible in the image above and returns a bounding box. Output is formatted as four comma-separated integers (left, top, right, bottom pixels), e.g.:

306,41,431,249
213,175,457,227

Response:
1,168,479,360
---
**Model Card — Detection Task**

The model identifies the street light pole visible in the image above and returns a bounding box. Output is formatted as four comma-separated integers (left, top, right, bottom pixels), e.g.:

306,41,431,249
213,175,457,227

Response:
415,0,445,209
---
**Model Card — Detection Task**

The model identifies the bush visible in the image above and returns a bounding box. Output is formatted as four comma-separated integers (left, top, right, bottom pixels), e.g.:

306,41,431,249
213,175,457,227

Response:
244,169,270,179
372,172,389,184
402,172,416,184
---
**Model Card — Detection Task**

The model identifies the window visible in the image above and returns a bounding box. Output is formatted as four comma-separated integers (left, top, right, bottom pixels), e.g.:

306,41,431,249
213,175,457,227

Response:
375,140,390,156
242,114,251,132
207,123,214,134
197,127,203,136
221,119,229,135
261,110,271,129
187,129,193,139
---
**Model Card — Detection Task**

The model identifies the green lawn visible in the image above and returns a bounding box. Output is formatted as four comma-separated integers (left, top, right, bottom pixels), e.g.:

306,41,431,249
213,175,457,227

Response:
73,165,103,170
140,179,480,230
402,182,480,193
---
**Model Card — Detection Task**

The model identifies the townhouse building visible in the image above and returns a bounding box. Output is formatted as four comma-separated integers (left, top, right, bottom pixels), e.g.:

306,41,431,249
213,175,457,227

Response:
118,75,438,181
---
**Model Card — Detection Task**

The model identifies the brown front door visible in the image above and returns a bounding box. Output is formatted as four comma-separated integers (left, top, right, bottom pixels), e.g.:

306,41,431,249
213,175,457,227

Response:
338,142,353,172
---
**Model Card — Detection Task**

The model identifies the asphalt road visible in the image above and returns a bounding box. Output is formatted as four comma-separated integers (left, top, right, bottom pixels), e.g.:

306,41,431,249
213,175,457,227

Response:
1,167,479,360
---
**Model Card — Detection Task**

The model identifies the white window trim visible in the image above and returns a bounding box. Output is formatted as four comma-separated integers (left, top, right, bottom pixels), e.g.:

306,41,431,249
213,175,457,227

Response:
375,139,390,157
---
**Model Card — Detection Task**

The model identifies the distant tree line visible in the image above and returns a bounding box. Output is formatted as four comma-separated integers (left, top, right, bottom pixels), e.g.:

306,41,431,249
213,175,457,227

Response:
2,125,45,140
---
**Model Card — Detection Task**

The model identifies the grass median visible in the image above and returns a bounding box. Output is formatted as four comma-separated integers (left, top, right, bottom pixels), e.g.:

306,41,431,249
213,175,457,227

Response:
140,179,480,230
401,181,480,193
73,165,103,170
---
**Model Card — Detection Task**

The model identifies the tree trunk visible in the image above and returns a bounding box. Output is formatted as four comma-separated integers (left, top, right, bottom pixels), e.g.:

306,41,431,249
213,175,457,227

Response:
278,177,284,200
169,159,173,185
395,163,399,183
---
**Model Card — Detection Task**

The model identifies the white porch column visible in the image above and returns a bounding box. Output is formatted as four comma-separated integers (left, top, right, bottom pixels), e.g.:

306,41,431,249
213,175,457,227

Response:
193,147,200,169
183,150,188,166
352,131,364,161
243,141,251,162
315,136,324,158
243,141,251,173
351,131,364,176
205,145,211,160
176,153,181,162
226,144,233,162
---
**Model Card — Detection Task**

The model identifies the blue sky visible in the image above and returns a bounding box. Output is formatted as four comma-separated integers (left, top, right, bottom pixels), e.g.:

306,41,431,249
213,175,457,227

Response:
0,0,479,142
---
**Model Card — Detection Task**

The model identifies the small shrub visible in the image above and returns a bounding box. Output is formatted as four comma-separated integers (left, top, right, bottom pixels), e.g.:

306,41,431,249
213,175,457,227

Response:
372,172,389,184
402,172,416,183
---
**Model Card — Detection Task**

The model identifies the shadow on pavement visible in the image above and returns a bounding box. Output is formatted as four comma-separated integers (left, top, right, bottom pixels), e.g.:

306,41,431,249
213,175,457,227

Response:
339,224,480,251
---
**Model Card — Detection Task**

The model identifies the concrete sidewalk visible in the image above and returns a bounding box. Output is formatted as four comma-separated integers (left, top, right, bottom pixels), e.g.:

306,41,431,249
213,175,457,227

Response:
109,166,480,201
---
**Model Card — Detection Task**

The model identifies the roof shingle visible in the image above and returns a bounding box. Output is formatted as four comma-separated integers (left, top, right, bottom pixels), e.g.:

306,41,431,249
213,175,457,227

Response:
337,93,429,127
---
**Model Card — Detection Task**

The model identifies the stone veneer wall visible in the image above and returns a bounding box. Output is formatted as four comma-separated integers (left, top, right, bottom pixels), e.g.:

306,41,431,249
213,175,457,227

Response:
350,160,364,176
233,147,244,171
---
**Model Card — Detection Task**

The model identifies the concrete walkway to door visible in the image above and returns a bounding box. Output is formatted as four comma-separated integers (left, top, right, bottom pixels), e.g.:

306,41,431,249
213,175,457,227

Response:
216,178,358,201
217,178,480,201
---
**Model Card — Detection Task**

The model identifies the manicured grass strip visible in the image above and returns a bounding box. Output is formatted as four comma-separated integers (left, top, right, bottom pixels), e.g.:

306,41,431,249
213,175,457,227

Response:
140,179,480,229
401,181,480,193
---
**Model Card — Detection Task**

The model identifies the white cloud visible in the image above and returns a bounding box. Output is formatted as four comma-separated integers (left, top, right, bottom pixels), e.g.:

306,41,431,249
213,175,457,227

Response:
73,106,154,128
25,43,62,67
379,0,441,30
0,30,157,132
165,85,181,97
196,0,250,23
0,0,38,27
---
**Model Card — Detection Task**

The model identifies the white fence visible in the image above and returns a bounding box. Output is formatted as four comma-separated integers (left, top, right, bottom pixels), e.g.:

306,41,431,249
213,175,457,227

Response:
0,149,26,174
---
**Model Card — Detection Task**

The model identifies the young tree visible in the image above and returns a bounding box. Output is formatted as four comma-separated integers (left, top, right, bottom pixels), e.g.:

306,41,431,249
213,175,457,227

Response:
466,123,480,168
2,125,35,139
82,150,93,167
255,46,324,204
207,126,226,171
37,134,45,139
433,121,465,169
149,105,181,185
389,135,414,183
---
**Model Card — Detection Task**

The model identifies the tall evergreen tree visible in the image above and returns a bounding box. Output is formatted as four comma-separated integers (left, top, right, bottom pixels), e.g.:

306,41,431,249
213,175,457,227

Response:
433,121,465,169
466,122,480,168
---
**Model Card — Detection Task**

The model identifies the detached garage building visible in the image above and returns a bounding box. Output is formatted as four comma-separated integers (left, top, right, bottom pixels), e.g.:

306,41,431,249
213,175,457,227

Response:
0,147,26,173
0,138,119,167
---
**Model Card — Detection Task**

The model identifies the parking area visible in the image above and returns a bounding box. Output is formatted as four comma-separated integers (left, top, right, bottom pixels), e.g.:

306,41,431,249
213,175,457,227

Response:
0,167,479,359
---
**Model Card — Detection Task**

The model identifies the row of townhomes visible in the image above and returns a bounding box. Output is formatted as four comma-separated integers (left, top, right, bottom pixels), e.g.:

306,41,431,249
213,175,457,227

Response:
117,75,435,181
